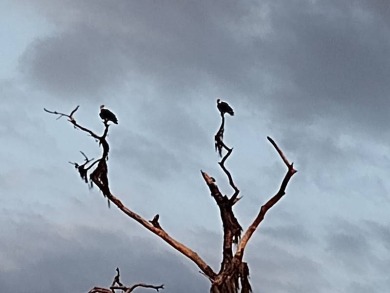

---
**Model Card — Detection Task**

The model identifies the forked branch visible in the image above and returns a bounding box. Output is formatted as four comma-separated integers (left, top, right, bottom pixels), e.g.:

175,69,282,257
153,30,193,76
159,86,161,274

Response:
235,136,297,259
44,106,103,140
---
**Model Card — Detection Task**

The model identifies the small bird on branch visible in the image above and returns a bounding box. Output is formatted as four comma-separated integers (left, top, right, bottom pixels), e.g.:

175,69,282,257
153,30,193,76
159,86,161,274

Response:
100,105,118,124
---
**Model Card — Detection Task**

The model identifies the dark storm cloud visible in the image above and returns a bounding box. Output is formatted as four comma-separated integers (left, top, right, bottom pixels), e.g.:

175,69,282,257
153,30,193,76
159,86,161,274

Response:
256,0,390,134
20,0,258,101
21,27,127,97
0,216,208,293
19,0,390,138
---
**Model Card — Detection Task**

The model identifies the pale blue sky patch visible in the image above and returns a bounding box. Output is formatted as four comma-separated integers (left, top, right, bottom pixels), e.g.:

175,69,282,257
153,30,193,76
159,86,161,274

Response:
0,0,53,79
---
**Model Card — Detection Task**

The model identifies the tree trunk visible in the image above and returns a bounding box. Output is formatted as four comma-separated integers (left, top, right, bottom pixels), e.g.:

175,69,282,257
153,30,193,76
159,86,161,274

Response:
210,261,251,293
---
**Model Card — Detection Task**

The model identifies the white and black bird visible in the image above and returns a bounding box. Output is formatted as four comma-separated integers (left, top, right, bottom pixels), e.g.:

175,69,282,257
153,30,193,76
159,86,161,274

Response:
217,99,234,116
99,105,118,124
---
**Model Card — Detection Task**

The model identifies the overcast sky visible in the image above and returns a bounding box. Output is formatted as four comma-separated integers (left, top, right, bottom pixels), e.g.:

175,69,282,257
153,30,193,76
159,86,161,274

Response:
1,0,390,292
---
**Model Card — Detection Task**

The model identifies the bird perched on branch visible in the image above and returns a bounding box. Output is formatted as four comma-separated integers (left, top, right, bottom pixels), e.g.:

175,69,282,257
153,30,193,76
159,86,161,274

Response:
217,99,234,116
99,105,118,124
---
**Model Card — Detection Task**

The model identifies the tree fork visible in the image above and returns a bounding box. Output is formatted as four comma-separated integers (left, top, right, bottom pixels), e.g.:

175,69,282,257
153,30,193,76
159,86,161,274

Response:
46,103,297,292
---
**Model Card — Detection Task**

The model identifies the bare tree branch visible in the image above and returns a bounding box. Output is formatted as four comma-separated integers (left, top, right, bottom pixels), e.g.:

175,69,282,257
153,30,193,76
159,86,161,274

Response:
106,192,216,279
213,108,240,202
68,152,96,184
88,287,112,293
69,105,80,117
218,145,240,204
88,284,164,293
111,267,124,287
266,136,293,169
88,268,164,293
214,114,225,157
45,106,103,140
45,106,217,281
125,283,164,292
235,136,297,260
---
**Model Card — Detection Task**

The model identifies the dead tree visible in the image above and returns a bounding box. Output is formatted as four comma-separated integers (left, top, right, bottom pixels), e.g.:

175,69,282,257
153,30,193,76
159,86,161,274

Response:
45,102,297,292
88,268,164,293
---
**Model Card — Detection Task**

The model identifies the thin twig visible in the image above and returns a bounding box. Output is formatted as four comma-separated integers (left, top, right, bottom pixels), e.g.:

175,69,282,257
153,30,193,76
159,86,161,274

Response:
126,283,164,292
267,136,293,168
45,106,101,139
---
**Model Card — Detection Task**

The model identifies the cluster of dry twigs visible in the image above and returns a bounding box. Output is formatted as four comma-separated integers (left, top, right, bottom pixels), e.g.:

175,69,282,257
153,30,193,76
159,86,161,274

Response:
88,268,164,293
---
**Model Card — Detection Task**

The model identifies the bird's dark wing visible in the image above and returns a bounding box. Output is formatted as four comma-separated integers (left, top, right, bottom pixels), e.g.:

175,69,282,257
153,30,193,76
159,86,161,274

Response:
219,102,234,116
225,104,234,116
100,109,118,124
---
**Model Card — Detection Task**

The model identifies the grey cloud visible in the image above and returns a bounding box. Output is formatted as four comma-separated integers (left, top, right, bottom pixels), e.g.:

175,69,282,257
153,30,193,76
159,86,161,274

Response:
324,219,383,275
18,0,390,139
129,100,211,152
261,223,315,245
112,131,184,181
176,226,328,292
339,220,390,292
248,240,329,293
326,231,370,272
256,0,390,134
358,0,390,27
0,216,208,293
347,281,381,293
15,0,390,165
364,220,390,251
20,0,259,101
21,27,127,98
107,100,213,184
